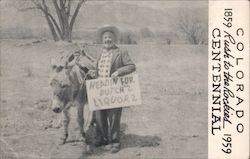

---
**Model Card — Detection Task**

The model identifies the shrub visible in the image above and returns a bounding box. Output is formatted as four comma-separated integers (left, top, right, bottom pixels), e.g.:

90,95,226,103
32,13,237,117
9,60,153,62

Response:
140,27,154,39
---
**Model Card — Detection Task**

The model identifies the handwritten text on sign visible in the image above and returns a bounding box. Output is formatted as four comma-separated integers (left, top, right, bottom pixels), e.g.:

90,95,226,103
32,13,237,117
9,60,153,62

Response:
86,74,142,111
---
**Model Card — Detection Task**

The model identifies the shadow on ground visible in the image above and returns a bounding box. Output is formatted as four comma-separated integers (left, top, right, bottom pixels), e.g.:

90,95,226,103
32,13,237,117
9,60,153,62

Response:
120,123,161,148
80,123,161,158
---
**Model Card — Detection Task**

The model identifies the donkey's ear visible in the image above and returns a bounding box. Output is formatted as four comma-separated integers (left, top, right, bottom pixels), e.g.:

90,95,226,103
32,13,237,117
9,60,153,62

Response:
50,78,58,86
68,54,75,63
51,58,58,71
52,65,57,71
81,49,86,56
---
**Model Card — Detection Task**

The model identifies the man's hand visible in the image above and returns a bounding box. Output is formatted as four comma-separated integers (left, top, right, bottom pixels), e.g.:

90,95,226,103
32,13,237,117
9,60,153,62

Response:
111,71,119,78
88,70,96,78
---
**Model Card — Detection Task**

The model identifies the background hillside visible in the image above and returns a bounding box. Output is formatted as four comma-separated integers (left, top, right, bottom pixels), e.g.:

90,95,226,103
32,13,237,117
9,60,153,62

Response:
0,1,208,44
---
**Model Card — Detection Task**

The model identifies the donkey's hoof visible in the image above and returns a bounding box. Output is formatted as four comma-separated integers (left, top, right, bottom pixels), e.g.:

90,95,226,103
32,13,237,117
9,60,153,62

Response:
85,145,93,155
59,134,68,145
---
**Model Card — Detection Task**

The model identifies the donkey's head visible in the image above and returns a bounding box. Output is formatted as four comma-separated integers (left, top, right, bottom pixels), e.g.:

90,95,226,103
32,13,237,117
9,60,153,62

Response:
50,51,96,113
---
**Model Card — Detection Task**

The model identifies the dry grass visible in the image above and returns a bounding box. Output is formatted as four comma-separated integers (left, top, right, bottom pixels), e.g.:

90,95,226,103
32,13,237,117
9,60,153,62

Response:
0,39,207,159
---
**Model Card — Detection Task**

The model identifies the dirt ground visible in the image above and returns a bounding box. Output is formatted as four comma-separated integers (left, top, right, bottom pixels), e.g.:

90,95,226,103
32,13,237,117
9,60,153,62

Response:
0,40,208,159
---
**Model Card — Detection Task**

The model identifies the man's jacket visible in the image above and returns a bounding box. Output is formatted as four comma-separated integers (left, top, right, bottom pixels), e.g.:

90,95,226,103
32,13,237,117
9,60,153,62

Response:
95,45,136,77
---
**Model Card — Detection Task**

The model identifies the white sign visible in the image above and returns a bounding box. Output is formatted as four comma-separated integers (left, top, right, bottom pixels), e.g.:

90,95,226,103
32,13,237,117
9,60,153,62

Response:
209,1,249,159
86,74,142,111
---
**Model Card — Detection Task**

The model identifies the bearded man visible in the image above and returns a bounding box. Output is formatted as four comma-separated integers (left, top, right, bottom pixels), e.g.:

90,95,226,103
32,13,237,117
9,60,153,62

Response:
89,26,136,153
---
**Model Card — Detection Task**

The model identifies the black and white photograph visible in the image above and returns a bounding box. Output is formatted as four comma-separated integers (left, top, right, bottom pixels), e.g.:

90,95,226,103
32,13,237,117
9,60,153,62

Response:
0,0,210,159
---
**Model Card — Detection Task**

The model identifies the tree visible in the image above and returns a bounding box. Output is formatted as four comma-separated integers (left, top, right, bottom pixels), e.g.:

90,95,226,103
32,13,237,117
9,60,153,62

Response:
176,9,207,45
119,31,137,45
28,0,86,42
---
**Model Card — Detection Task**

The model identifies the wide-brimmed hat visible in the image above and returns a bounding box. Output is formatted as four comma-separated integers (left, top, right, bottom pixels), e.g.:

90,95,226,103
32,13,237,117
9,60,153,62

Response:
96,26,120,43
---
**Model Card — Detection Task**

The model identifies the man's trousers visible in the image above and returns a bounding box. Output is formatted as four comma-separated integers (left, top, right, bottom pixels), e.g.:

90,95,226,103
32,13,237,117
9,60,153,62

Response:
94,107,122,144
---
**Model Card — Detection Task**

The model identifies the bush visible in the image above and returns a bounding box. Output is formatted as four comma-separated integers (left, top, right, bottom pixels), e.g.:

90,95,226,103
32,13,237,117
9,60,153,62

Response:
140,27,154,39
176,9,208,45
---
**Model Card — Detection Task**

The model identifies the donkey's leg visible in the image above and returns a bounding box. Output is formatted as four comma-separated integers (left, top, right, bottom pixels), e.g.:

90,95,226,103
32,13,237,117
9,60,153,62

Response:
77,103,85,140
60,109,70,145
